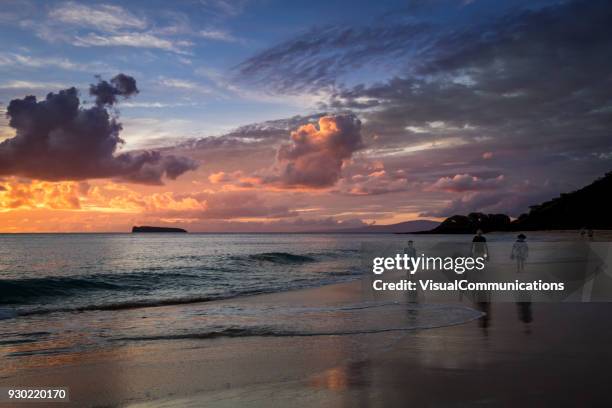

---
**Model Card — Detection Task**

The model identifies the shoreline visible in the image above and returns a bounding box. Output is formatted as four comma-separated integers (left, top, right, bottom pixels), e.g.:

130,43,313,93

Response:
3,276,612,406
0,277,475,406
3,268,612,406
0,239,612,407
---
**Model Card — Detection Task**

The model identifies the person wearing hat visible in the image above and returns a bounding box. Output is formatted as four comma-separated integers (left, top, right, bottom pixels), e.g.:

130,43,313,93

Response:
511,234,529,273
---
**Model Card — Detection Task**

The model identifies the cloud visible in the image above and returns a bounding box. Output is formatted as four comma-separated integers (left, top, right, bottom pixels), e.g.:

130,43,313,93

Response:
0,74,197,184
420,192,506,217
208,171,241,184
120,102,193,109
265,114,363,188
181,113,327,154
188,191,295,219
27,2,191,54
94,185,295,220
200,0,249,17
182,114,364,192
421,178,570,218
240,113,326,138
0,80,69,90
72,33,191,53
235,21,431,92
45,4,245,51
0,52,114,73
336,169,411,196
90,73,139,106
49,2,147,31
157,77,213,94
428,174,505,192
0,179,90,210
0,179,293,221
198,29,239,42
234,0,612,190
315,0,612,211
207,171,262,189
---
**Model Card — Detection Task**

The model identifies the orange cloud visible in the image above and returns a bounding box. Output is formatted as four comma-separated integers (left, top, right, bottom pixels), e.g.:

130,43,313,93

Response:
208,171,237,184
0,177,295,225
0,179,89,210
197,115,364,193
269,114,363,188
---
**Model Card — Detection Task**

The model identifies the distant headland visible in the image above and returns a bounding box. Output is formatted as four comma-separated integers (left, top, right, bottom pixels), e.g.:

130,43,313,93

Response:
132,226,188,233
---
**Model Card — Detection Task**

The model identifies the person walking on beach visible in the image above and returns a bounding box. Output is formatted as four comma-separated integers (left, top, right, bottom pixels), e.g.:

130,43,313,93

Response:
511,234,529,273
471,229,489,261
404,240,417,259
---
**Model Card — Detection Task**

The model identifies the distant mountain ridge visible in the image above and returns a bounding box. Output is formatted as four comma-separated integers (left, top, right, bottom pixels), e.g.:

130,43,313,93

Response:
425,172,612,234
327,220,440,233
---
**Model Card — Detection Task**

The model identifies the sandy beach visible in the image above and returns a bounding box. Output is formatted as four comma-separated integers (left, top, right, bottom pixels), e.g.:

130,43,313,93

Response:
3,275,612,407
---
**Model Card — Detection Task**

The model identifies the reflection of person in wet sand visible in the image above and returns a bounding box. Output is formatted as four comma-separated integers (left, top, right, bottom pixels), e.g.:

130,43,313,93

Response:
471,229,489,261
404,240,419,303
469,231,491,331
516,300,533,334
475,298,491,332
511,234,529,273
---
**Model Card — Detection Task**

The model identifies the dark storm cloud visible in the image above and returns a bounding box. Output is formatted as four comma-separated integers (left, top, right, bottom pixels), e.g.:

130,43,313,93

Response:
0,75,197,184
89,73,139,107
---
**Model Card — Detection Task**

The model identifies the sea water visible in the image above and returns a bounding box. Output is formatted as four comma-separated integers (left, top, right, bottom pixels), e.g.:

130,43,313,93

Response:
0,232,574,370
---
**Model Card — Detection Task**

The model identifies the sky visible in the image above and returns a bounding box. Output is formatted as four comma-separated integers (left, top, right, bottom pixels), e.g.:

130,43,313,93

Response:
0,0,611,232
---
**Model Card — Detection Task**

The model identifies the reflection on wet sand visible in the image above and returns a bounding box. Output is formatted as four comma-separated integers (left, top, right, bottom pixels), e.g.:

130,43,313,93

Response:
310,366,349,391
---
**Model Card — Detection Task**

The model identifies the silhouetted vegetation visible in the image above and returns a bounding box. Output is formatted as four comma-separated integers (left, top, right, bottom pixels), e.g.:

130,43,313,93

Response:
423,172,612,233
425,213,511,234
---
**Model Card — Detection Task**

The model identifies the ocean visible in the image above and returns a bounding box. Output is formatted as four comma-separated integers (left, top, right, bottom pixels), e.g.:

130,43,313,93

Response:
0,232,581,372
0,233,371,316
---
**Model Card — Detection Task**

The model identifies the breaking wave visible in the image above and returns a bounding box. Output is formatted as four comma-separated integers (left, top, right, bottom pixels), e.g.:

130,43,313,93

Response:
248,252,316,263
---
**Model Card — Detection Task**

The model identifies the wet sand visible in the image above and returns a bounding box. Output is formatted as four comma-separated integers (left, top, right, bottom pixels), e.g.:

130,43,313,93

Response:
2,279,612,407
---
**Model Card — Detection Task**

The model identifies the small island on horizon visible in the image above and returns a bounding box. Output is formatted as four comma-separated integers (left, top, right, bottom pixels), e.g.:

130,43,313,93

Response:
132,226,188,233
